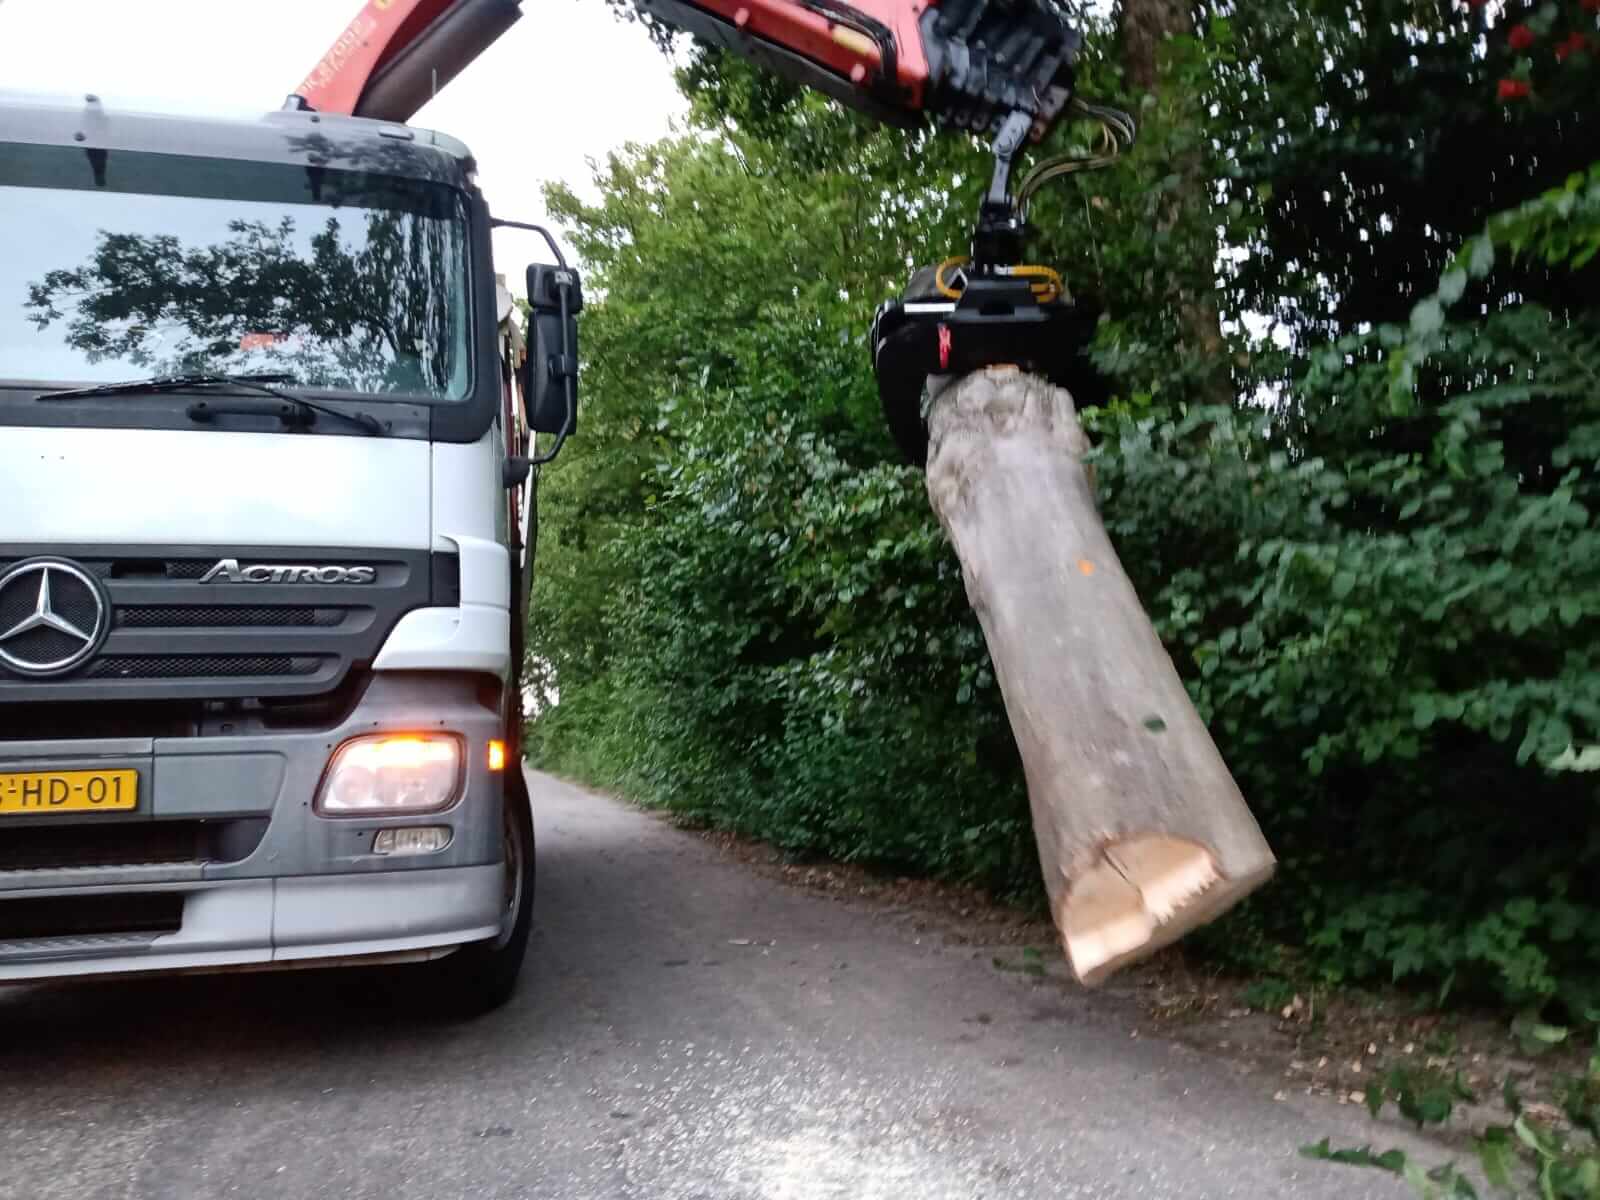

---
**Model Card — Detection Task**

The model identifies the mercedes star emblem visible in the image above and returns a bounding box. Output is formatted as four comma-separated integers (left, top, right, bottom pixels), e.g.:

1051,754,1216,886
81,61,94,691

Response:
0,559,109,677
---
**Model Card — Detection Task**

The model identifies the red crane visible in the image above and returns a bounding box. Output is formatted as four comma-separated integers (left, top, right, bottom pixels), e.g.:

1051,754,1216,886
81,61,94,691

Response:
297,0,1080,136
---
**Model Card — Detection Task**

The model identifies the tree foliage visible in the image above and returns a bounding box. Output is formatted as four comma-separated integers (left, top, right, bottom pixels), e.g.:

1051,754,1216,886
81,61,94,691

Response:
529,2,1600,1007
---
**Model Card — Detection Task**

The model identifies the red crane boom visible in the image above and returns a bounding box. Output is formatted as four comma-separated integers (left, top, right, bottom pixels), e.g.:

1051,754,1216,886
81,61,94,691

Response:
294,0,1079,142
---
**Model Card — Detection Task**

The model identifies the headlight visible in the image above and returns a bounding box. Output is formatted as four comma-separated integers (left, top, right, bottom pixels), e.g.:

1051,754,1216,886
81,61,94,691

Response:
316,734,463,815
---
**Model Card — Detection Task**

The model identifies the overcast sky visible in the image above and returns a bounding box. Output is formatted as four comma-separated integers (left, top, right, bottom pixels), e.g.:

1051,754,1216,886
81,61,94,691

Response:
0,0,686,287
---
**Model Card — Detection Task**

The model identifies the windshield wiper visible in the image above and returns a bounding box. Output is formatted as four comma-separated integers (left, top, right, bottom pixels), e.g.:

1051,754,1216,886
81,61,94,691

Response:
35,373,383,436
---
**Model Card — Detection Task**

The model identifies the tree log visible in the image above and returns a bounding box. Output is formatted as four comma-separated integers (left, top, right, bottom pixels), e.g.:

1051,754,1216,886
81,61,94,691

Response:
925,367,1275,985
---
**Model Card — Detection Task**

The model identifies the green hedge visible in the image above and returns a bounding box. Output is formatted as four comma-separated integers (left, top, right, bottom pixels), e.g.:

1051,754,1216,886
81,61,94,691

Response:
528,11,1600,1011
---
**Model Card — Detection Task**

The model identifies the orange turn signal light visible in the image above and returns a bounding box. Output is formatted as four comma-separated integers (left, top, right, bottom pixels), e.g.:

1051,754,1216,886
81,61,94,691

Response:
488,739,507,772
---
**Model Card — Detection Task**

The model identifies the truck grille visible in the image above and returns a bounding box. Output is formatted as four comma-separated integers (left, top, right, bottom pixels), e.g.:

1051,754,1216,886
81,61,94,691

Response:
0,894,184,940
0,818,268,871
0,545,441,708
87,654,327,679
117,605,344,629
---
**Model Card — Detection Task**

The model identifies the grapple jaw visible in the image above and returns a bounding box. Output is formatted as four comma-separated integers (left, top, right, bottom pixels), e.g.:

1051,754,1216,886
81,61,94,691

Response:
870,269,1102,467
869,76,1133,466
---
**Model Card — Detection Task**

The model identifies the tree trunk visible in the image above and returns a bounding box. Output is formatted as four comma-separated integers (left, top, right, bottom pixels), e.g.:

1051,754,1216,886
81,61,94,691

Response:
925,367,1274,985
1119,0,1192,92
1119,0,1231,403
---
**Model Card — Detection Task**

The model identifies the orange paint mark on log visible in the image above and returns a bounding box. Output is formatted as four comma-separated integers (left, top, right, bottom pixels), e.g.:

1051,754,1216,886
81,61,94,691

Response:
1078,559,1096,576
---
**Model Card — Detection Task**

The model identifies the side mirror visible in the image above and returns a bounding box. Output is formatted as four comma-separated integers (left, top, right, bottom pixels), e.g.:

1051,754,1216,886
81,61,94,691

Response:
521,264,582,435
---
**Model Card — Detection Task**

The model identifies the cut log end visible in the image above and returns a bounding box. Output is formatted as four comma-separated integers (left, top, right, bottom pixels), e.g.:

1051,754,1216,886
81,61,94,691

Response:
1059,835,1274,987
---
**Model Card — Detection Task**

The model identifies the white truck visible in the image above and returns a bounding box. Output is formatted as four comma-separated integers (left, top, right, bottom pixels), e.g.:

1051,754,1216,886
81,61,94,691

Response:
0,89,578,1012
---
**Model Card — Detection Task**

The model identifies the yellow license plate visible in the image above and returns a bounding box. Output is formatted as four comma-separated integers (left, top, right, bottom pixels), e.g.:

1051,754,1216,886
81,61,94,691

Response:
0,769,138,815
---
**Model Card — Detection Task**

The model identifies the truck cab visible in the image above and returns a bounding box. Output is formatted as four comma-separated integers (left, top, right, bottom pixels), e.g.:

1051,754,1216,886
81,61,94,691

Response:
0,92,554,1012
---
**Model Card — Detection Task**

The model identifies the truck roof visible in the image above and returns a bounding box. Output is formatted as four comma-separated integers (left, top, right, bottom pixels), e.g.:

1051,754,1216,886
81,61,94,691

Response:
0,90,477,188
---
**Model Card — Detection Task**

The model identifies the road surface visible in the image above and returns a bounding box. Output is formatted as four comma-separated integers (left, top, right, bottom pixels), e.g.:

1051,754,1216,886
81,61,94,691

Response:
0,771,1430,1198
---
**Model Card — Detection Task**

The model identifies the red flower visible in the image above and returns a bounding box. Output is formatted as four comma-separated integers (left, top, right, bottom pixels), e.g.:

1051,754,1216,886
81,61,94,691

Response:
1498,78,1532,100
1556,32,1589,61
1507,23,1536,50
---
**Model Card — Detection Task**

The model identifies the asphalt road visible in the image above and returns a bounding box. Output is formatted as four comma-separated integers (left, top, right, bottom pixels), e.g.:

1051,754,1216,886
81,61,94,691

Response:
0,771,1435,1199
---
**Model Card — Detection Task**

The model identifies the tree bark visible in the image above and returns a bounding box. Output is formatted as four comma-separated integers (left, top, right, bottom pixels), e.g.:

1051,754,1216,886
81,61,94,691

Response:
1120,0,1192,92
1119,0,1231,402
925,367,1274,985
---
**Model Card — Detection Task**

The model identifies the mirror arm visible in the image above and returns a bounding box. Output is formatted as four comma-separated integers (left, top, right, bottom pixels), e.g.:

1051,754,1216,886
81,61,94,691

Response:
489,218,567,269
503,456,534,487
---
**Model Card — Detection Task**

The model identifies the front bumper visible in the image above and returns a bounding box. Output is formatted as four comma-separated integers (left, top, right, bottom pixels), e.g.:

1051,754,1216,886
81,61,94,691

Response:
0,673,508,984
0,864,503,982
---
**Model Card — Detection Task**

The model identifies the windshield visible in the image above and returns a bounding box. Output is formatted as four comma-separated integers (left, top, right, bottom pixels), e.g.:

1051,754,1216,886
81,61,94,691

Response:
0,143,471,400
